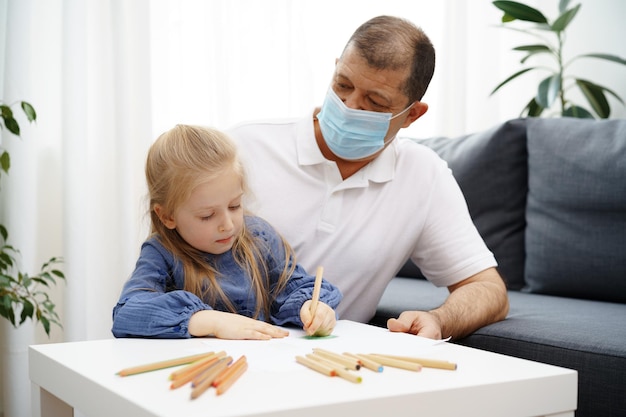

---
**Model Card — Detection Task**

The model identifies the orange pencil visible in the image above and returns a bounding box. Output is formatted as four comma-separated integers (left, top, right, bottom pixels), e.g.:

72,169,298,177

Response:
213,355,247,387
216,361,248,395
170,356,220,389
190,357,231,400
169,351,226,381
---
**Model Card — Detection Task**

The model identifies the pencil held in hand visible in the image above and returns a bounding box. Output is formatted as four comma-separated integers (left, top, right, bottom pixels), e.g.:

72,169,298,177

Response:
309,266,324,316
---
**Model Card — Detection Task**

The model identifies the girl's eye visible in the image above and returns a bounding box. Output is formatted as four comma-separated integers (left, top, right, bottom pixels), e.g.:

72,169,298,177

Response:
229,204,242,211
200,216,212,221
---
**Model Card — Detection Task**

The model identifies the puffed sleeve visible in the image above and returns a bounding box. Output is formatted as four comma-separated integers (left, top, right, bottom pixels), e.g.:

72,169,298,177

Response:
111,239,211,338
246,217,343,327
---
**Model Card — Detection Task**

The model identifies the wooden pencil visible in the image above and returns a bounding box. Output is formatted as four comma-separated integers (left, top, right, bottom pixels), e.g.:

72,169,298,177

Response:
212,356,247,387
360,353,422,372
170,356,220,389
190,358,230,400
216,361,248,395
307,353,362,383
344,352,384,372
312,348,361,370
370,353,457,370
309,266,324,316
115,352,216,377
295,355,336,377
169,351,225,381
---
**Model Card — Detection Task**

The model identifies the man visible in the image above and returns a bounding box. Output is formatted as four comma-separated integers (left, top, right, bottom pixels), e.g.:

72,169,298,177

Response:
228,15,509,340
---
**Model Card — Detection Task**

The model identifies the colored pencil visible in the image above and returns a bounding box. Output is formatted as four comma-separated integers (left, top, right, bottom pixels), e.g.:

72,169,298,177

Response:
212,356,247,387
169,351,225,381
309,266,324,316
190,357,231,400
360,353,422,371
370,353,457,370
216,361,248,395
312,348,361,370
170,356,221,389
344,352,384,372
307,353,362,383
295,355,336,377
115,352,216,377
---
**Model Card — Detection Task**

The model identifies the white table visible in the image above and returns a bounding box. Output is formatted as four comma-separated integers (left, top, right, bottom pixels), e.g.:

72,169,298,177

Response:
29,320,577,417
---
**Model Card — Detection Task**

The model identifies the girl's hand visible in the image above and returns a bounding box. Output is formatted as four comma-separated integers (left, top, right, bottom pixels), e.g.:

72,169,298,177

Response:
300,300,336,337
188,310,289,340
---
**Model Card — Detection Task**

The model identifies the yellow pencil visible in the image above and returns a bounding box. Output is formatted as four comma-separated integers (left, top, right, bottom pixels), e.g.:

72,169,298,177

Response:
115,352,216,377
359,354,422,372
312,348,361,370
370,353,457,370
295,355,336,377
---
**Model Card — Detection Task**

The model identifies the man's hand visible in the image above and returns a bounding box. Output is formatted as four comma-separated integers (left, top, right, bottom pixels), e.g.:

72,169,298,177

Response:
386,268,509,340
387,310,443,339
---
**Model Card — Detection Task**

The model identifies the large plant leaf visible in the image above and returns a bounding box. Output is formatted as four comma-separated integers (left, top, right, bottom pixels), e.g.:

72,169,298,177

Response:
514,44,554,63
523,97,545,117
558,0,573,14
551,4,581,32
576,79,610,118
535,74,561,108
490,67,537,95
493,1,548,23
574,53,626,66
563,105,594,118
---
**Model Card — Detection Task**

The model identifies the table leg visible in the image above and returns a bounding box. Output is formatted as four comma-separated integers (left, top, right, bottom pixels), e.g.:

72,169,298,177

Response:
39,388,73,417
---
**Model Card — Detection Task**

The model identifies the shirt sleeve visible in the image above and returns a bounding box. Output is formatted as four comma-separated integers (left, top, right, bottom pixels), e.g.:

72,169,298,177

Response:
247,217,343,327
111,239,211,338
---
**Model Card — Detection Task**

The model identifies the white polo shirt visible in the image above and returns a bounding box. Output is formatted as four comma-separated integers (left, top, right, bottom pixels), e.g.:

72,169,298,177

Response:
228,113,496,322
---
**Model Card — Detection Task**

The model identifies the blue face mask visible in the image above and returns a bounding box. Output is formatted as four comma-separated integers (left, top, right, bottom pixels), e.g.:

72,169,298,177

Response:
317,88,412,161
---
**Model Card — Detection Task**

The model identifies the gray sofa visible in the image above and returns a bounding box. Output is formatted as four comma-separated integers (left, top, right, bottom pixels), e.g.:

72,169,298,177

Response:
370,118,626,417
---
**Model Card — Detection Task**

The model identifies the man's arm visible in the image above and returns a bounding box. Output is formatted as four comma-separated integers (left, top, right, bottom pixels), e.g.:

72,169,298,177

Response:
387,267,509,340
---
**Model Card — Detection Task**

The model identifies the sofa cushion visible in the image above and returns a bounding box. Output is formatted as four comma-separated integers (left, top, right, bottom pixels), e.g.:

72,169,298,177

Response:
524,118,626,302
458,290,626,417
411,119,528,290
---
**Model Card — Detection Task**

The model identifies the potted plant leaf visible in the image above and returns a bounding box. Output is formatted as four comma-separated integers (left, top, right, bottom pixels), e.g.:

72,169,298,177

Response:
491,0,626,118
0,100,64,336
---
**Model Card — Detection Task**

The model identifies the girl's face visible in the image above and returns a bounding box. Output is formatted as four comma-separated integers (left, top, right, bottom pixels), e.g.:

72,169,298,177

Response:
159,168,244,255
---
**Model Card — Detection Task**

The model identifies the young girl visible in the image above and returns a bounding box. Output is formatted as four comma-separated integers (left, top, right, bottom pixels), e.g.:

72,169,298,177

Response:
112,125,342,339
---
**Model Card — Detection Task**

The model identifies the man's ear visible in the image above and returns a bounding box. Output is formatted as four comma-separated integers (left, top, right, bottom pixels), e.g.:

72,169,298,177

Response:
402,102,429,128
154,205,176,229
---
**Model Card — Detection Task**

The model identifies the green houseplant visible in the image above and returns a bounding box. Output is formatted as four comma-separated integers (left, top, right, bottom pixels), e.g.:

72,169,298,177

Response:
0,100,64,336
491,0,626,118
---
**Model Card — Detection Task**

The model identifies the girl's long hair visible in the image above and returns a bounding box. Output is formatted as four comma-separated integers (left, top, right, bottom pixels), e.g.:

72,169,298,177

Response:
145,124,295,320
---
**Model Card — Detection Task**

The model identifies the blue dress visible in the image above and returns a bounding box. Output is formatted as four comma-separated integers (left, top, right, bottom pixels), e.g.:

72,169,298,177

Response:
111,216,342,338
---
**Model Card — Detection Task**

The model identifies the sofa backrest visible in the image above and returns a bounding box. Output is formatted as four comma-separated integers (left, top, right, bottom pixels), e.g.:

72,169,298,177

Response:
524,117,626,303
405,117,626,304
408,119,528,290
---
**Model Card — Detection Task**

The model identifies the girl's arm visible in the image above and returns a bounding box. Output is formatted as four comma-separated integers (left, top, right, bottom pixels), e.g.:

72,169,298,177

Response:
248,217,342,328
111,239,211,338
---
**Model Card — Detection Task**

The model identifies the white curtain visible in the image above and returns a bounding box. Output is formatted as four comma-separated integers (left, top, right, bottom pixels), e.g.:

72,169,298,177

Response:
1,1,624,416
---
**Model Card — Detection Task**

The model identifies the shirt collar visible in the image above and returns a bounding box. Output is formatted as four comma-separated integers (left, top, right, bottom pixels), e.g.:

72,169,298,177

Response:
296,110,397,183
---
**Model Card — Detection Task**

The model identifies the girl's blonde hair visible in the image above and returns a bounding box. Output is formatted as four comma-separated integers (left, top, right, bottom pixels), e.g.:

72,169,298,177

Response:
146,124,295,320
